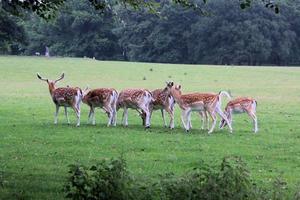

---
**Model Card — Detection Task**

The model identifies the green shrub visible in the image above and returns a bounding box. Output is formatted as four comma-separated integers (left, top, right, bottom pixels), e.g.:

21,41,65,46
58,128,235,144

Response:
65,156,297,200
64,157,131,200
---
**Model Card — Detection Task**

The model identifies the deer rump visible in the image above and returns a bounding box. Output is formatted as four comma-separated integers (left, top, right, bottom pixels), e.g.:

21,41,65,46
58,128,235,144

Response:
52,87,82,106
84,89,116,107
118,90,152,110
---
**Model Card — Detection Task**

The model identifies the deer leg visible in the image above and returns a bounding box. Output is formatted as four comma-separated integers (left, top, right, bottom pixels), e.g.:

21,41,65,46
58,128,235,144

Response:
76,107,81,127
121,108,124,125
165,107,174,129
141,106,151,128
104,105,113,127
72,105,80,127
181,109,190,132
91,107,96,125
208,111,217,134
112,102,117,126
248,112,258,133
205,111,210,130
199,111,205,130
215,106,232,133
64,106,70,124
161,109,167,127
54,105,59,125
87,106,92,124
188,112,193,129
187,110,193,130
219,118,226,129
123,108,128,127
219,111,227,129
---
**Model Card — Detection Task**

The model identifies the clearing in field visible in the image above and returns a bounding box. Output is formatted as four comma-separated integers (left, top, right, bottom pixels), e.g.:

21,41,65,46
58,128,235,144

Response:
0,56,300,199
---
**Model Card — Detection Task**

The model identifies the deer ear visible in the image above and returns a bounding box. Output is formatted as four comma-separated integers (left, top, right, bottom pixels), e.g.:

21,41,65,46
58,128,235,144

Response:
177,85,181,90
166,81,174,87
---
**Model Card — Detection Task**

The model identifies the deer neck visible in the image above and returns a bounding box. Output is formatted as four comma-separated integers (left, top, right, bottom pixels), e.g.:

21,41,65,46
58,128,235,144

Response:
48,83,56,96
170,89,184,107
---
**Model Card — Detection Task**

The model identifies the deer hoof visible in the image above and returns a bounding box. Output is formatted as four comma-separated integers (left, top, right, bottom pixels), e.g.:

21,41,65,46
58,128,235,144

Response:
145,126,150,129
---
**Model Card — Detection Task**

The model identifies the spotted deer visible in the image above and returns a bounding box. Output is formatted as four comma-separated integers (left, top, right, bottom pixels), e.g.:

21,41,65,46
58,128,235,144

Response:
37,73,82,126
167,84,232,134
141,82,175,128
220,97,258,133
117,89,153,128
82,88,118,126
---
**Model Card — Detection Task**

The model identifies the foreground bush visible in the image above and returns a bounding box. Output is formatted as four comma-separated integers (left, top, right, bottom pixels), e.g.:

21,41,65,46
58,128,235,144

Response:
65,156,298,200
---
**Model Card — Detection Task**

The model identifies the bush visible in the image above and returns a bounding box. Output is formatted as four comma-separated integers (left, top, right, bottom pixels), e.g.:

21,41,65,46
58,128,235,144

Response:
65,156,298,200
64,157,131,200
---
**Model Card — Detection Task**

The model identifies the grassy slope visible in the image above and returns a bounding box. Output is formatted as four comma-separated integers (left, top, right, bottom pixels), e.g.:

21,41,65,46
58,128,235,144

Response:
0,56,300,199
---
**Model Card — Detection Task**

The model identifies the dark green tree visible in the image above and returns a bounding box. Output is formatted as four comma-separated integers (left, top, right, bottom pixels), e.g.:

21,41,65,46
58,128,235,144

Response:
0,9,27,54
0,0,279,20
24,0,121,59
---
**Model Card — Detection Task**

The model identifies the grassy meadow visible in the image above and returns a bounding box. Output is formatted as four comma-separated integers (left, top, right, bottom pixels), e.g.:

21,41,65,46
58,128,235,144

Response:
0,56,300,199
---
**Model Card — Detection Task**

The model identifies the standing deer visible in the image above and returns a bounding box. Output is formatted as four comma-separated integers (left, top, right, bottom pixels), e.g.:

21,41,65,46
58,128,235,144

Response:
167,84,232,134
117,89,153,128
82,88,118,126
37,73,82,126
141,82,175,129
220,97,258,133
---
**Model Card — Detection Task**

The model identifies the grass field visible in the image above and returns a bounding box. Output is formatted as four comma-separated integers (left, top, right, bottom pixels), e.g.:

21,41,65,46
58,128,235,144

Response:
0,56,300,199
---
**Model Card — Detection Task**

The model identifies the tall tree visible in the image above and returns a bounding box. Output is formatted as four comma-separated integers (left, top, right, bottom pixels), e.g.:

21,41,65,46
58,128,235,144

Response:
24,0,121,59
0,0,279,20
0,9,27,54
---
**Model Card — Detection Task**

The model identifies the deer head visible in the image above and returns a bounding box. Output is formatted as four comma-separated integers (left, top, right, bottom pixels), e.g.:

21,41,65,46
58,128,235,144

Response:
164,81,174,92
173,84,182,95
82,86,91,103
37,73,65,95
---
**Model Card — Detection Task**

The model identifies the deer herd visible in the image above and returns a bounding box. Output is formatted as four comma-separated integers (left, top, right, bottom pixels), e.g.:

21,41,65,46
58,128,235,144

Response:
37,73,258,134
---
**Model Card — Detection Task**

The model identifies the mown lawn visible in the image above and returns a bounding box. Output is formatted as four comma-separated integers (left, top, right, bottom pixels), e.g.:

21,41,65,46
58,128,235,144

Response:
0,56,300,199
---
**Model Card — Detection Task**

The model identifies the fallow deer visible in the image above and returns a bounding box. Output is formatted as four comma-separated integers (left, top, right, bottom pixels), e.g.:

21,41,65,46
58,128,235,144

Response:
37,73,82,126
167,84,232,134
220,97,258,133
117,89,153,128
82,88,118,126
141,82,175,129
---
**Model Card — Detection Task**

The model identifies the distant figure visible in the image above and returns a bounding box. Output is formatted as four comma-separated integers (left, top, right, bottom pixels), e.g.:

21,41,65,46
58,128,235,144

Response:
45,46,50,57
35,52,40,56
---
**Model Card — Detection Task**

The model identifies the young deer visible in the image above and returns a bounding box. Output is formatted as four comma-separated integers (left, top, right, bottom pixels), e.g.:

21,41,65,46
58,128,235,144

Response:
117,89,153,128
167,84,232,134
220,97,258,133
37,73,82,126
82,88,118,126
141,82,176,129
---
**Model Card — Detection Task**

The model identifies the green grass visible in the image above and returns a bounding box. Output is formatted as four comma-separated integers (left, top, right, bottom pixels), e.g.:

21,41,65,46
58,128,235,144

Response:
0,56,300,199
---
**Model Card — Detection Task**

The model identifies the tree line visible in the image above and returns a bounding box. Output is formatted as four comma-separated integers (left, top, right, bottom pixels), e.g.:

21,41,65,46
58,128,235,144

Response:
1,0,299,66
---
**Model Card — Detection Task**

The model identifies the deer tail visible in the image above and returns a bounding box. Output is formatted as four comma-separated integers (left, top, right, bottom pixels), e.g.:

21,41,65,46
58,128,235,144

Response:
218,90,231,105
